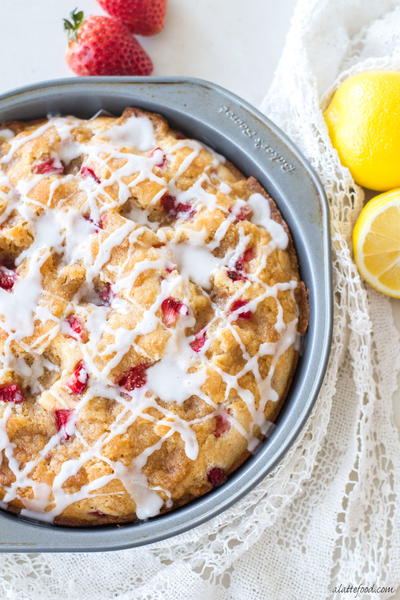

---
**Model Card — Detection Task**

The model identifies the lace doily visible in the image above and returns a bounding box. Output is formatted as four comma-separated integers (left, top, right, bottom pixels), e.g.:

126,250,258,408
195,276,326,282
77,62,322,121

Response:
2,0,400,598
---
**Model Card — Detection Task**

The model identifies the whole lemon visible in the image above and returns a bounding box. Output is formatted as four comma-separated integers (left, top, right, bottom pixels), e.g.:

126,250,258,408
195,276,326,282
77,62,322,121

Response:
324,70,400,191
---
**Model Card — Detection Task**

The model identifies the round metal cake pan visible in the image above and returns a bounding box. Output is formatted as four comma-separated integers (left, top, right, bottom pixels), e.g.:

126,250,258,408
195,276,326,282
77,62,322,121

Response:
0,77,332,552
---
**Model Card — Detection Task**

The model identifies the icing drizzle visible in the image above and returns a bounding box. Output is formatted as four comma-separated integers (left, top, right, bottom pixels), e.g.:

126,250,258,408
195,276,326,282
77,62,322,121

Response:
0,110,303,523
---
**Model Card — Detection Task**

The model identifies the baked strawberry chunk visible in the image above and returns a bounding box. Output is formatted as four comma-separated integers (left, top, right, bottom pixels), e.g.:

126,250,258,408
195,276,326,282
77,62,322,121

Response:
89,509,110,517
230,299,253,320
228,247,254,281
214,412,231,438
227,269,246,282
83,213,104,231
232,204,252,222
118,363,150,390
65,315,87,342
98,212,107,229
207,466,227,487
33,158,64,175
150,147,167,168
160,193,195,220
0,266,17,291
235,247,254,272
190,329,207,352
66,361,89,395
160,193,176,214
55,409,74,440
81,166,101,184
0,384,24,403
161,297,189,326
98,282,114,306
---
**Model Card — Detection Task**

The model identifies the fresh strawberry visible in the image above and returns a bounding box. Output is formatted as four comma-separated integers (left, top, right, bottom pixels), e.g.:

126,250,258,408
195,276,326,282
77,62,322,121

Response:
66,361,89,395
118,363,150,390
55,409,74,440
97,0,167,36
161,297,189,327
64,9,153,76
0,384,25,403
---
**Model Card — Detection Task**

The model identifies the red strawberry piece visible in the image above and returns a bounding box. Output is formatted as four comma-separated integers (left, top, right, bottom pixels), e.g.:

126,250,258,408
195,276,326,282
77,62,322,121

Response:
98,212,108,229
150,147,167,168
214,412,231,438
230,299,253,320
64,9,153,77
97,0,167,36
161,297,189,327
33,158,64,175
55,409,74,440
227,269,246,282
244,247,255,262
89,510,110,517
65,315,87,342
177,203,195,219
98,282,114,306
0,384,25,403
118,363,149,390
160,193,194,220
232,204,252,222
81,166,101,184
160,193,176,214
84,211,106,231
66,361,89,395
0,266,17,291
207,467,227,487
190,330,206,352
83,214,101,231
235,247,254,272
229,247,255,281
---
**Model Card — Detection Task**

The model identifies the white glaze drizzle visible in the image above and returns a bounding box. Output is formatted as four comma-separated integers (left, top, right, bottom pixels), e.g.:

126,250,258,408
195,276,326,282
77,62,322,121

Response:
0,112,303,522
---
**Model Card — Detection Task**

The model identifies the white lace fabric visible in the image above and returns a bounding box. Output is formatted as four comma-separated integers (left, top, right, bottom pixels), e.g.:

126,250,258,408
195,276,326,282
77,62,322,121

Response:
2,1,400,598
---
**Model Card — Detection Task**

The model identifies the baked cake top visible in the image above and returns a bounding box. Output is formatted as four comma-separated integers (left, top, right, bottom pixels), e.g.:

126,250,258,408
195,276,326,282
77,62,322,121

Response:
0,108,307,525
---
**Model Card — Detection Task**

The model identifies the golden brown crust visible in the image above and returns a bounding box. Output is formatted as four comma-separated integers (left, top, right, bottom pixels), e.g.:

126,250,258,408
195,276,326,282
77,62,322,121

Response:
246,177,309,335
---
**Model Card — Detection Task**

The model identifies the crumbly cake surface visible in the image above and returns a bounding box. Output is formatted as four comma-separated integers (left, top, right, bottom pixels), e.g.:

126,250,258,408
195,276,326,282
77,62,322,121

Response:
0,107,308,526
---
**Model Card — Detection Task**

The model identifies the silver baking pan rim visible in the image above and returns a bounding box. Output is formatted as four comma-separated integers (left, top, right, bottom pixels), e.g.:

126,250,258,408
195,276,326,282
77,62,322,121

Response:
0,76,332,552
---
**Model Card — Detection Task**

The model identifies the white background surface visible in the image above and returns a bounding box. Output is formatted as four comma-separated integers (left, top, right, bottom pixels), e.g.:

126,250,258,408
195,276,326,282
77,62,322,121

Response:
0,0,399,592
0,0,296,106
